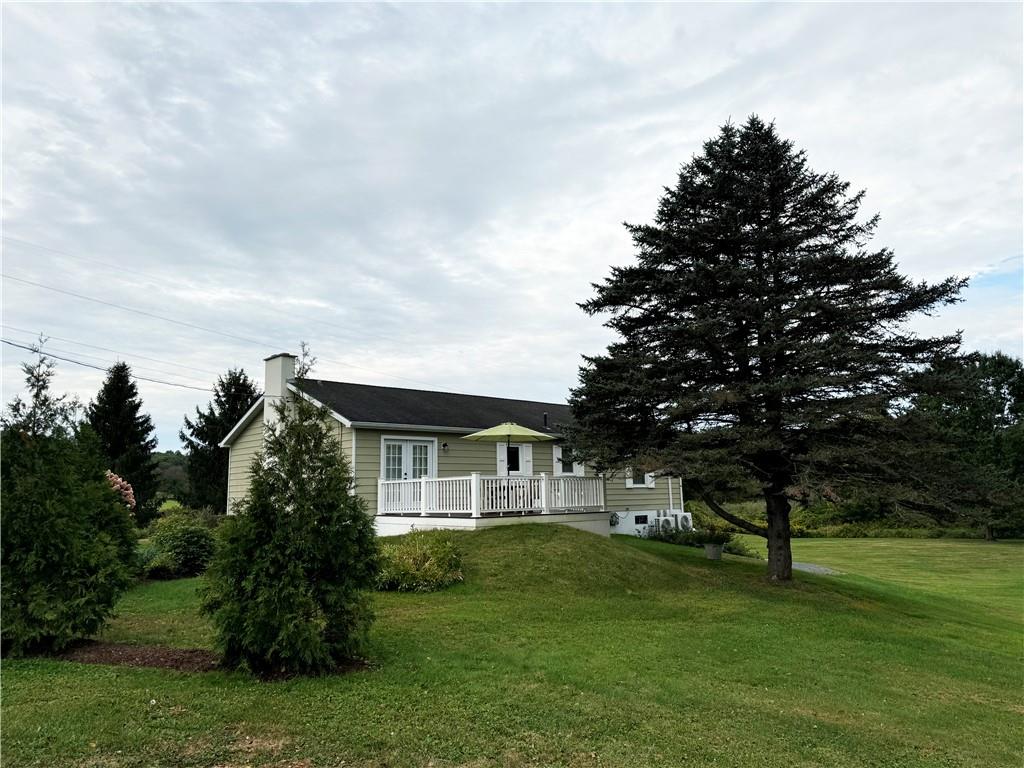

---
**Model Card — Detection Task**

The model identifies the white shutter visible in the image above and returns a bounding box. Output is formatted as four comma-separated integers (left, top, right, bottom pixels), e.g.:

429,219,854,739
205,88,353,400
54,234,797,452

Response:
522,444,533,475
496,443,507,475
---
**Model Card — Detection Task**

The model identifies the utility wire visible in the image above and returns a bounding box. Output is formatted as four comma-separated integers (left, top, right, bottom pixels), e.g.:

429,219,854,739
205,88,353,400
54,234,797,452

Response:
1,323,227,379
1,337,215,386
3,273,269,347
2,234,413,346
2,338,218,393
3,271,454,390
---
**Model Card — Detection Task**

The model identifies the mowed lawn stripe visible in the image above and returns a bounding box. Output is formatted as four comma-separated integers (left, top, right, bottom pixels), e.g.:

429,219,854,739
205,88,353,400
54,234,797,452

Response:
2,526,1021,767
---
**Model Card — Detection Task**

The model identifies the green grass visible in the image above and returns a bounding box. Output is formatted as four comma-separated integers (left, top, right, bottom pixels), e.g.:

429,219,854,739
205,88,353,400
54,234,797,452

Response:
3,527,1022,768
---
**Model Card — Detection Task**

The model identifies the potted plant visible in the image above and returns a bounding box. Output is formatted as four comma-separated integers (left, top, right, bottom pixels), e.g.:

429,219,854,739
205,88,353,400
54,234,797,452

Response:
692,529,732,560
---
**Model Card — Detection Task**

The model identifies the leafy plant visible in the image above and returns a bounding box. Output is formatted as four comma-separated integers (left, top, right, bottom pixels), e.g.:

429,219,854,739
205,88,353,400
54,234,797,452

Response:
377,531,464,592
146,513,216,579
690,529,733,546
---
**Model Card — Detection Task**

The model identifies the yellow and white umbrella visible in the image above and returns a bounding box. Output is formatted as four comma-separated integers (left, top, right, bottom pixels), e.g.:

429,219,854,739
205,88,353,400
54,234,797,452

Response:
463,422,555,476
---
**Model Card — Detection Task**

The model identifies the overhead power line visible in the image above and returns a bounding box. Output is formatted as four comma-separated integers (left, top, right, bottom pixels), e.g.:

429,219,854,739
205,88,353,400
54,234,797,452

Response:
1,323,226,379
1,234,412,346
2,271,454,390
3,273,269,347
2,338,217,393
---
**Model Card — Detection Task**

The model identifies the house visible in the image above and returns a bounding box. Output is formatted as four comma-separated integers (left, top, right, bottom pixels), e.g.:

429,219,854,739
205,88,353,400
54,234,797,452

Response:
220,353,692,537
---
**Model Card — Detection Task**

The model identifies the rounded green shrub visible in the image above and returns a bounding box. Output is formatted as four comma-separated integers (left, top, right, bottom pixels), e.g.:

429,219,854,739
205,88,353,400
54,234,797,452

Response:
147,513,215,578
157,499,186,516
377,530,464,592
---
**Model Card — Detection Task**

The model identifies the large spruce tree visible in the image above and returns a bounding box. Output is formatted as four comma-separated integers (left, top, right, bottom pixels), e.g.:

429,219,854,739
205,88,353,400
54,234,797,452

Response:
180,369,260,513
568,116,965,581
87,362,159,522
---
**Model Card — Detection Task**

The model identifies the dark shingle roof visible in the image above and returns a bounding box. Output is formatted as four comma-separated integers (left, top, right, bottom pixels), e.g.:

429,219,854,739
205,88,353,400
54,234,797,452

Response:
291,379,571,433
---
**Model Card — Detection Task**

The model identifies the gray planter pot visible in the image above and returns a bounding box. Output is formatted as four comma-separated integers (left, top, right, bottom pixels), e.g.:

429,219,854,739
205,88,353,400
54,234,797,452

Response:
704,543,724,560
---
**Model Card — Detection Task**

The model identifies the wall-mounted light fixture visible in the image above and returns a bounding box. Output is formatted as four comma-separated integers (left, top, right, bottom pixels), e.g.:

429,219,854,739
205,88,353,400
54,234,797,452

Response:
441,442,449,452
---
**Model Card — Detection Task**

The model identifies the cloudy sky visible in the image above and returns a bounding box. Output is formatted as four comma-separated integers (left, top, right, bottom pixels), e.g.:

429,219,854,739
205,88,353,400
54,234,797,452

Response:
3,2,1022,449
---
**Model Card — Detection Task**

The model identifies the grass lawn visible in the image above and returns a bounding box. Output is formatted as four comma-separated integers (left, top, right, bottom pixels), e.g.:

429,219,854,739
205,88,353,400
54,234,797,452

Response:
3,526,1022,768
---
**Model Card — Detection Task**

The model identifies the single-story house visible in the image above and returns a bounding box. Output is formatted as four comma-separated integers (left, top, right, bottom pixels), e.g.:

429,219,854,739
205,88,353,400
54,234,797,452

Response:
220,353,692,537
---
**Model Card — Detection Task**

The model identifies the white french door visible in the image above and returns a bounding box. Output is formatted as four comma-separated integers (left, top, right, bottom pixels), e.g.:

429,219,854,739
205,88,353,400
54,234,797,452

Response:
382,439,435,481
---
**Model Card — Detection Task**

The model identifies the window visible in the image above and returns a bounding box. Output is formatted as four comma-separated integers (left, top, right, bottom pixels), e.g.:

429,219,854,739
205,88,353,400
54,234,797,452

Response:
384,442,404,481
625,468,655,489
634,515,648,525
553,445,584,476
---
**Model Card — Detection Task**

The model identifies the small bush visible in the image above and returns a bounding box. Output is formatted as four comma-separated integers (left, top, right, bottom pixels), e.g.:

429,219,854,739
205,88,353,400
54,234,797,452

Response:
146,513,215,578
157,499,186,516
377,531,464,592
723,537,764,559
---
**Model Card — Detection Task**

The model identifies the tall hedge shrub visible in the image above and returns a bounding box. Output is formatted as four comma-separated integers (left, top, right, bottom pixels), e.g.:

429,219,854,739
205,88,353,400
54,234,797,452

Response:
201,386,378,675
1,354,137,655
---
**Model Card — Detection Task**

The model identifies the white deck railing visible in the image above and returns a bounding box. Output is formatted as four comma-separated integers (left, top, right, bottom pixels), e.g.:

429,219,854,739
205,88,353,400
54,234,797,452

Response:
377,473,605,518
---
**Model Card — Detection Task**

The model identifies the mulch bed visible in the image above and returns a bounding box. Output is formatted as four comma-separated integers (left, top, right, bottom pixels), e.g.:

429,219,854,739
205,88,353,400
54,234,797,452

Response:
59,641,219,672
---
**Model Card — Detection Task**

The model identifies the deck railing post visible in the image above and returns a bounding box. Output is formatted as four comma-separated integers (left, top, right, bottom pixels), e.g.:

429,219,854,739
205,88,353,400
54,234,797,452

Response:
470,472,481,518
540,472,550,514
420,476,428,516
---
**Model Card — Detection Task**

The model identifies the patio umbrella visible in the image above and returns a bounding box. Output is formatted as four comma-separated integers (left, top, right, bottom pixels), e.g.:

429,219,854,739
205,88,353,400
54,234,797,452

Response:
463,422,555,476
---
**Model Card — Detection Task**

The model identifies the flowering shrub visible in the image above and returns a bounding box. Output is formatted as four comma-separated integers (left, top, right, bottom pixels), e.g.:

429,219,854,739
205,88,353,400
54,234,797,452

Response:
105,470,136,515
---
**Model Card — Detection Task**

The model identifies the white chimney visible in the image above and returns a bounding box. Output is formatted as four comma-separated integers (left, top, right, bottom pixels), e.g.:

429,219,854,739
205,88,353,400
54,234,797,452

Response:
264,352,296,430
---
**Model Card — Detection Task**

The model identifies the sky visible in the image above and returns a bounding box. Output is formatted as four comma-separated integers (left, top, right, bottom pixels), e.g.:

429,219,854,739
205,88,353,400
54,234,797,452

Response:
2,2,1022,450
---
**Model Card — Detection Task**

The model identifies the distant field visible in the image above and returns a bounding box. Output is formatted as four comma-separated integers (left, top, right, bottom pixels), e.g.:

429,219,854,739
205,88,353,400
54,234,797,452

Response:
3,527,1022,767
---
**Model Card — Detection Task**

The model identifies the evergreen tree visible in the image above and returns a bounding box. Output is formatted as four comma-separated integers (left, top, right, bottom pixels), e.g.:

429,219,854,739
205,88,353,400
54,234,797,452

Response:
2,353,136,655
907,352,1024,538
201,381,378,675
180,369,261,513
567,116,965,581
87,362,158,523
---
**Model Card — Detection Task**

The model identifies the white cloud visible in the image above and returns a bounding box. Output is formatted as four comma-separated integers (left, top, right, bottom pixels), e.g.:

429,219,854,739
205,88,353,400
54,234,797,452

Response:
2,2,1021,447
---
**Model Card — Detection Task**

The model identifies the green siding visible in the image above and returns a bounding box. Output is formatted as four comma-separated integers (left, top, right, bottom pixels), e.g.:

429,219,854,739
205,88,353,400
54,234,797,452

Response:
226,411,264,511
230,414,680,515
350,427,677,514
603,472,679,512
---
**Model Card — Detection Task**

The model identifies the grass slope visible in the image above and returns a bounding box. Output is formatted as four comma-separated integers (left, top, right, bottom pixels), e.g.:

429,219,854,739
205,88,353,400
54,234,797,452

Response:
3,526,1021,768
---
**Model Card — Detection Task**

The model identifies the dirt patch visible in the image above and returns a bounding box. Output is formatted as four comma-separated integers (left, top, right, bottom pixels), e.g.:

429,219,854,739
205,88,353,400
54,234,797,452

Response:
59,641,219,672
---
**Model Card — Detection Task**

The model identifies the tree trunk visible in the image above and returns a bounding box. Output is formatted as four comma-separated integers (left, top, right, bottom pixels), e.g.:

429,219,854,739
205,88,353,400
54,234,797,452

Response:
984,523,995,542
765,491,793,582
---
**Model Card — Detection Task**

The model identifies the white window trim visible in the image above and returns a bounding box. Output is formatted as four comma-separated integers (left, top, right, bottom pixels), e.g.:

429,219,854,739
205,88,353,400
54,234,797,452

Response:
379,434,438,480
552,444,584,477
625,468,656,489
496,442,533,476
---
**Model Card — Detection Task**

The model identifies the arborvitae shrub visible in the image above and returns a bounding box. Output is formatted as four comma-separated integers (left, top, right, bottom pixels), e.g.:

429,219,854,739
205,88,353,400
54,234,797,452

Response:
201,396,378,675
1,427,136,655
